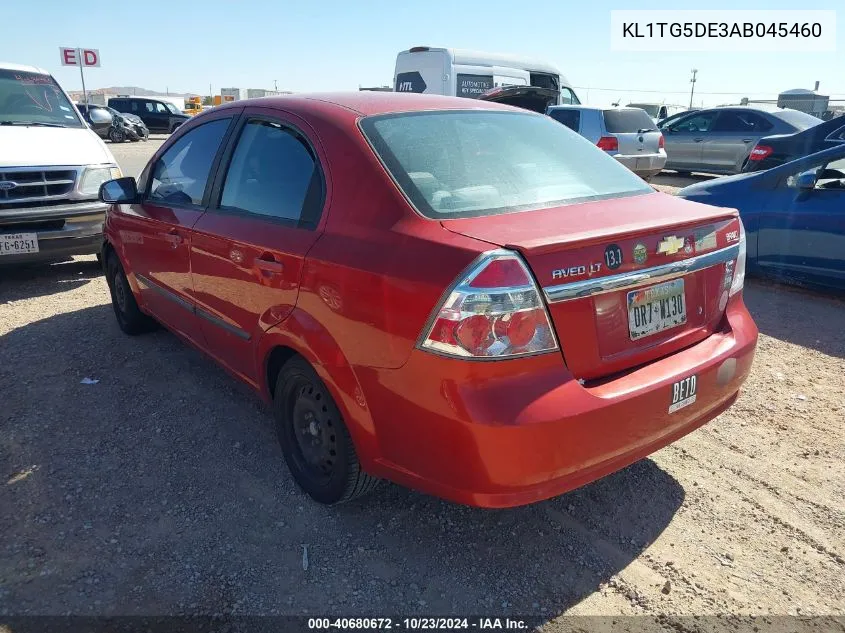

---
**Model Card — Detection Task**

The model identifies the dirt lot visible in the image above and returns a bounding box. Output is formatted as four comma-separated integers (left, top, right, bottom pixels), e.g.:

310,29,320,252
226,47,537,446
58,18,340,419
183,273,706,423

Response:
1,142,843,625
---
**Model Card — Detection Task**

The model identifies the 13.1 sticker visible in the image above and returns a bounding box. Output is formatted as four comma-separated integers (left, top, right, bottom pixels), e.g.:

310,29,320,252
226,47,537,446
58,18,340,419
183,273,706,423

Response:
604,244,623,270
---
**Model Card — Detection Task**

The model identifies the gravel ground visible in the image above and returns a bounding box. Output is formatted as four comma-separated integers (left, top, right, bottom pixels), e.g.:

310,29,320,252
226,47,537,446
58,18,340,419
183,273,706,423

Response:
1,143,843,625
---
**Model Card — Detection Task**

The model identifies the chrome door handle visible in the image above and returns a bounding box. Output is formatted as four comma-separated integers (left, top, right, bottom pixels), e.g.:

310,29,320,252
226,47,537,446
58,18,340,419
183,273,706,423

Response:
742,138,753,143
693,138,704,142
254,257,284,274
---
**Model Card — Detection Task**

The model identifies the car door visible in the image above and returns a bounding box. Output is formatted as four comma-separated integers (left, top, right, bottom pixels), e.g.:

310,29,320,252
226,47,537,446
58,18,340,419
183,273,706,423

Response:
189,108,327,383
661,111,718,170
142,100,166,133
117,114,236,343
756,153,845,288
703,110,773,173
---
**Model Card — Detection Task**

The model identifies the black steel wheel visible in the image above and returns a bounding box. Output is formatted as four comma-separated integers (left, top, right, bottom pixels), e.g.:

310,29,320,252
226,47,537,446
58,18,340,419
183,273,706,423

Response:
274,357,379,504
109,127,126,143
105,252,158,335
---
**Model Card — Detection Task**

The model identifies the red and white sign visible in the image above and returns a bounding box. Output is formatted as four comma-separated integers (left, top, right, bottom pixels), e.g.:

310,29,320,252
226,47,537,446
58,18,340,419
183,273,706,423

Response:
59,47,101,67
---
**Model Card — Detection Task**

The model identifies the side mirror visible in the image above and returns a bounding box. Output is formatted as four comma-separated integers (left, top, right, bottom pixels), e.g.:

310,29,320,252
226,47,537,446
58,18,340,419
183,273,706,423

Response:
100,177,139,204
788,169,818,190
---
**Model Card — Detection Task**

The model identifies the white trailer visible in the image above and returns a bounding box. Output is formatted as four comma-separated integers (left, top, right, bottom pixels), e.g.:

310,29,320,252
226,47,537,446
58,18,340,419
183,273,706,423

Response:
394,46,580,113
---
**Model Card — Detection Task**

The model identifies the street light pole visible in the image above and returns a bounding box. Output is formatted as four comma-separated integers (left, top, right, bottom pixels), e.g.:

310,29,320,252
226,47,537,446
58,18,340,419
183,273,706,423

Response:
689,69,698,110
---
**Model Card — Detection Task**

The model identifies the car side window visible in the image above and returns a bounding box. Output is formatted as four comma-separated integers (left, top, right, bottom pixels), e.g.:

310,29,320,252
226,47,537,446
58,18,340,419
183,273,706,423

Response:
155,102,169,114
547,109,580,132
149,118,230,206
144,102,154,113
816,157,845,190
560,88,579,105
219,118,323,225
129,102,139,113
712,111,773,133
670,112,717,133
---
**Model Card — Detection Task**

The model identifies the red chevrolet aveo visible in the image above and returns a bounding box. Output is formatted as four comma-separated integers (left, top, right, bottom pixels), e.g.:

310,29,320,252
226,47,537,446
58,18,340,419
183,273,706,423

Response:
98,93,757,507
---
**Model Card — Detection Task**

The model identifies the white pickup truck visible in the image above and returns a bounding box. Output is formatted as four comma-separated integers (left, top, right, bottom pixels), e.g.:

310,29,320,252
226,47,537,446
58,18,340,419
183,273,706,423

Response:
0,61,121,265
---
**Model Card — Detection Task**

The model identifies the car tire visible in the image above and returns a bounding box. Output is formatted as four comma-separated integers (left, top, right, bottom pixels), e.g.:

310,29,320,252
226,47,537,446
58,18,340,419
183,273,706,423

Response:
105,253,158,335
274,357,379,504
108,127,126,143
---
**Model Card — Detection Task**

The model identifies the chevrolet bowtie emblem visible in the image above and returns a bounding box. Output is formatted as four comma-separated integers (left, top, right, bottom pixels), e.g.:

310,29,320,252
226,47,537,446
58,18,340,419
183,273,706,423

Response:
657,236,685,255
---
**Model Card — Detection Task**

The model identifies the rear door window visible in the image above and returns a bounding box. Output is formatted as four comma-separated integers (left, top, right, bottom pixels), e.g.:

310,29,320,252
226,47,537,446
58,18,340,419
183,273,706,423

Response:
547,109,581,132
219,118,323,225
712,111,773,133
149,118,230,206
602,109,657,133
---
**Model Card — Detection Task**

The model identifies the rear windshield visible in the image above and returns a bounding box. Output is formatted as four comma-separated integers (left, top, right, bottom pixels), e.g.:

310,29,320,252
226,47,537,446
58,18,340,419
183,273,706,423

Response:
360,110,652,219
547,109,581,132
773,109,823,131
0,69,84,128
603,108,658,133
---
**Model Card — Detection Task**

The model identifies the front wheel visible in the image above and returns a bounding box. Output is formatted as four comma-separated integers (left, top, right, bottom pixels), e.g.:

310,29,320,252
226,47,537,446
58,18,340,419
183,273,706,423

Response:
106,253,158,335
108,127,126,143
274,358,379,504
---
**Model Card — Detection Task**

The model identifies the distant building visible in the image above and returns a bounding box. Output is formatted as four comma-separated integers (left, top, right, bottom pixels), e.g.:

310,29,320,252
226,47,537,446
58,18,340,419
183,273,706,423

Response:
777,89,829,116
245,88,293,99
359,85,393,92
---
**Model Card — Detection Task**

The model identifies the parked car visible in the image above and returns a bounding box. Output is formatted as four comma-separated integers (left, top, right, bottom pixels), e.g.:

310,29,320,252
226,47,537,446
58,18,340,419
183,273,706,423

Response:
742,114,842,172
76,104,148,143
0,62,121,265
659,106,821,175
678,143,845,291
107,96,190,134
547,105,666,179
98,93,757,507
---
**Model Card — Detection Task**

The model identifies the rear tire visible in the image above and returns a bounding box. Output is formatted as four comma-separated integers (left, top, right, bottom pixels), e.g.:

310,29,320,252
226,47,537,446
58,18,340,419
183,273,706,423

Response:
274,357,379,504
105,253,158,335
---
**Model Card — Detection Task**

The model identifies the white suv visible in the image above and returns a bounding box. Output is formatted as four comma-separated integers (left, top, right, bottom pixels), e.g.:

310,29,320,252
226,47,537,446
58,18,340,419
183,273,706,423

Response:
0,62,121,264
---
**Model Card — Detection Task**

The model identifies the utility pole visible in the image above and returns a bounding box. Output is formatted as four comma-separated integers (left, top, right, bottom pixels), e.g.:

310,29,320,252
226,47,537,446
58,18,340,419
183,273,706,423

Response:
274,79,278,91
689,69,698,110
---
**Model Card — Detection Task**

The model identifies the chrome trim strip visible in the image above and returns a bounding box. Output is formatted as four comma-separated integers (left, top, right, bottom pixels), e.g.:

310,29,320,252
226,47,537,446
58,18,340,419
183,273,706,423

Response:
195,306,251,341
135,273,251,341
543,243,740,303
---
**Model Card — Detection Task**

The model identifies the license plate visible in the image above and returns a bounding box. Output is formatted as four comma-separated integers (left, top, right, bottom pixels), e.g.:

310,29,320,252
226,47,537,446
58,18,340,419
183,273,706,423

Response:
669,374,698,413
627,278,686,340
0,232,39,256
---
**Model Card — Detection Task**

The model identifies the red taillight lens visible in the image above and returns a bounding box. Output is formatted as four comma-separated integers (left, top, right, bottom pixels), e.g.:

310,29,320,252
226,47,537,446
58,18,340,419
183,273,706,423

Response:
597,136,618,151
658,134,665,149
749,145,773,161
419,250,559,359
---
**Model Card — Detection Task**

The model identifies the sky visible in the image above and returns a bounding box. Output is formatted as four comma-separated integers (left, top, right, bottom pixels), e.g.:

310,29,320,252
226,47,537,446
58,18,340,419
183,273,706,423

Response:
2,0,842,108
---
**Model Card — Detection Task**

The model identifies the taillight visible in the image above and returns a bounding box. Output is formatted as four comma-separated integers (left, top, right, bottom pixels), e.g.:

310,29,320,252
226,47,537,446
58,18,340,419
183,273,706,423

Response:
749,145,773,161
729,218,747,296
419,250,559,359
597,136,618,152
658,134,665,149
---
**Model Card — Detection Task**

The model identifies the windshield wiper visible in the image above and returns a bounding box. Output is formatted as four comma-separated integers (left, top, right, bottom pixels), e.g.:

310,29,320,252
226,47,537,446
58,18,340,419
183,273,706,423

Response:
0,120,69,128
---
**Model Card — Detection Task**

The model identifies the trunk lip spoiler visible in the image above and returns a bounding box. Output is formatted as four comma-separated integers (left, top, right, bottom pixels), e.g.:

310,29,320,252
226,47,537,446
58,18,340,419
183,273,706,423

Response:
543,243,740,303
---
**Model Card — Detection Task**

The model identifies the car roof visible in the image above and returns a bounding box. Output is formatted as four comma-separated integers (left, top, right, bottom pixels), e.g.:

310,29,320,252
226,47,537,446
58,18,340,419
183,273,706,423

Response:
0,61,50,75
209,92,523,118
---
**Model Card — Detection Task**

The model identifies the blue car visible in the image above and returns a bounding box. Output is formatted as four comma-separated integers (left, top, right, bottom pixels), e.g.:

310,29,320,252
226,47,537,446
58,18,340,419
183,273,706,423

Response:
677,143,845,292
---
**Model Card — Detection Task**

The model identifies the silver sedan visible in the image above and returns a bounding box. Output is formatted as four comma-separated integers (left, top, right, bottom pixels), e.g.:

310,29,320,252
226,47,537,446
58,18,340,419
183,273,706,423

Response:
658,106,821,175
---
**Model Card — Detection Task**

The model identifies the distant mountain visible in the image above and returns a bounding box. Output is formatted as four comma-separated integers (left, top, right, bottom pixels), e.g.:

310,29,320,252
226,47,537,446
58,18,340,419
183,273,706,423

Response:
68,86,199,98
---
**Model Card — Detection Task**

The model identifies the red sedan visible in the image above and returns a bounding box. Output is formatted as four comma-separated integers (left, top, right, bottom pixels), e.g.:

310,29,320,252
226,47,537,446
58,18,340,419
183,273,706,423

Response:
98,92,757,508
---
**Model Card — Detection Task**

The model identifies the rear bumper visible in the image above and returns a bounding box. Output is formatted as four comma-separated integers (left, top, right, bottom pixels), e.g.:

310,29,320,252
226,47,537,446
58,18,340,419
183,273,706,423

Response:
0,201,106,265
614,152,667,178
360,296,757,507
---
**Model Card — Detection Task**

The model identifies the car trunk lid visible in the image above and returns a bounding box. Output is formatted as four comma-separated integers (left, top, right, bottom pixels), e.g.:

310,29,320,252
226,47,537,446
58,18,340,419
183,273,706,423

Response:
441,192,742,380
478,86,560,114
602,108,662,155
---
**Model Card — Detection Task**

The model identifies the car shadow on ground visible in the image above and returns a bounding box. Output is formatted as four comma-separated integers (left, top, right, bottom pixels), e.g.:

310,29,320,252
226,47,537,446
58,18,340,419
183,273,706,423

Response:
0,257,102,302
651,172,717,189
744,278,845,359
0,304,685,618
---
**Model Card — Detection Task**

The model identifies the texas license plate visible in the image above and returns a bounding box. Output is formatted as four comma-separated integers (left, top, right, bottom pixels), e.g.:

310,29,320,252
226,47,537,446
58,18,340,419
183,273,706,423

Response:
0,232,39,256
669,374,698,413
627,278,687,340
